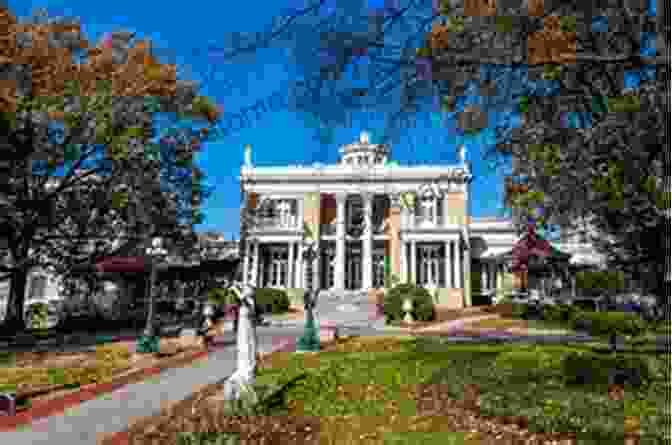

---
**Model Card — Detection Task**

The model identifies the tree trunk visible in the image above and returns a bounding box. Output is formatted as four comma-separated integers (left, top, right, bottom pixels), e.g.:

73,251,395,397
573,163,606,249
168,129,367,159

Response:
1,268,29,334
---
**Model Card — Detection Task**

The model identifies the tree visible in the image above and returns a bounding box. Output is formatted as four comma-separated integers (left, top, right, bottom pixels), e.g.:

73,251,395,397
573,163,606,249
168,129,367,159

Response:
0,6,221,333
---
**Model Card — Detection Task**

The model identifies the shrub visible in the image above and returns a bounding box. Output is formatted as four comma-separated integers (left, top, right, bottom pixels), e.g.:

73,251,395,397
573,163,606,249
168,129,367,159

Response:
542,304,576,323
208,287,238,306
492,348,564,382
570,311,646,337
561,351,652,387
383,283,435,322
255,288,290,315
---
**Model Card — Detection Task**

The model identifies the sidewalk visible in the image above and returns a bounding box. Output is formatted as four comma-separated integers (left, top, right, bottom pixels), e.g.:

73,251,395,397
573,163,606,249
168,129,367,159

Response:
0,332,301,445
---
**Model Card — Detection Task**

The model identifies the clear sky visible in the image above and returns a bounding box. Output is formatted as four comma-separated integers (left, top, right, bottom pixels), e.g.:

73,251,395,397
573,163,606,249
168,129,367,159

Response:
13,0,529,240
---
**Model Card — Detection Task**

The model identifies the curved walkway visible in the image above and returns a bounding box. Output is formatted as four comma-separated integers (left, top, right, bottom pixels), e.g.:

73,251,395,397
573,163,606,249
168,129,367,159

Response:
0,332,297,445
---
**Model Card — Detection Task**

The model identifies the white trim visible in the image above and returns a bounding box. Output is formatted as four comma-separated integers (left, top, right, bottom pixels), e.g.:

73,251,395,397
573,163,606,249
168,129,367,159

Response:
404,233,460,242
246,183,468,195
477,246,513,259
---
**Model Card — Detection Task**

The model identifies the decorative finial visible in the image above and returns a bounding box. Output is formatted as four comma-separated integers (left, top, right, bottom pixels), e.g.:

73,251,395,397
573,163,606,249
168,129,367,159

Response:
458,144,466,164
360,131,370,144
244,144,252,167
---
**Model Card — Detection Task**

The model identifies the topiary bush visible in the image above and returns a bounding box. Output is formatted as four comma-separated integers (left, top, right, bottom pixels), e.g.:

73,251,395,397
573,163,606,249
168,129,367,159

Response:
570,311,646,338
383,283,435,323
255,288,290,315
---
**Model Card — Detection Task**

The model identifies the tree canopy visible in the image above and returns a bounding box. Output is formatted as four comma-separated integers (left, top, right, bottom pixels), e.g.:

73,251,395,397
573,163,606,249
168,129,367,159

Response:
0,6,222,331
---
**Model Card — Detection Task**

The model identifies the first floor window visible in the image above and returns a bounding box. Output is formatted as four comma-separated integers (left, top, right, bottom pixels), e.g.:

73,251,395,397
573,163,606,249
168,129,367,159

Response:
418,246,441,287
268,248,289,287
373,256,386,288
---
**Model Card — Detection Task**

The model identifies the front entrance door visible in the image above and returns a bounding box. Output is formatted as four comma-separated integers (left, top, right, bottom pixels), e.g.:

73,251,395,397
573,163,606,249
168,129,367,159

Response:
345,244,362,290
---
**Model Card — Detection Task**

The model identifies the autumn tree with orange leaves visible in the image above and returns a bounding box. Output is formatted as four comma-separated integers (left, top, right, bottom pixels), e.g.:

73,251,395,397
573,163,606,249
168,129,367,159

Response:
0,7,222,333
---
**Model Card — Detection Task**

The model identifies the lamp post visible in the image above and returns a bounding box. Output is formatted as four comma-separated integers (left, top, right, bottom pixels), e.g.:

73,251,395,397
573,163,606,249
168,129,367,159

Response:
137,237,167,353
297,238,320,352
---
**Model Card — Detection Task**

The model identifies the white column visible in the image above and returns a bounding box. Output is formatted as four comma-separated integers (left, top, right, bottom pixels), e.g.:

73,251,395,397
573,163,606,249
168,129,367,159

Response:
296,244,304,289
433,197,438,225
401,241,408,283
490,263,496,290
481,262,487,291
297,198,304,230
312,245,321,291
453,240,460,289
463,240,471,306
242,241,250,286
287,242,294,288
443,193,450,227
410,240,417,284
252,242,260,287
363,193,373,290
444,241,451,287
335,193,347,290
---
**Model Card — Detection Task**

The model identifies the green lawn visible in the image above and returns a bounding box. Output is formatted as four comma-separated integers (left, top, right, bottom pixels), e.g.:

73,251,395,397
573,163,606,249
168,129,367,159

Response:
253,336,670,444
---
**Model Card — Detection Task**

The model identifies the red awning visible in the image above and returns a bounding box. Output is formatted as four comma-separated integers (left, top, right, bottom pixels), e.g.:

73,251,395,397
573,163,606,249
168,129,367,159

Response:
95,256,149,273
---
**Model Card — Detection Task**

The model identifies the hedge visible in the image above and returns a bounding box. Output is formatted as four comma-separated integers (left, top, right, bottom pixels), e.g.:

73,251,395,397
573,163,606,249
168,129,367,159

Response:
570,311,647,337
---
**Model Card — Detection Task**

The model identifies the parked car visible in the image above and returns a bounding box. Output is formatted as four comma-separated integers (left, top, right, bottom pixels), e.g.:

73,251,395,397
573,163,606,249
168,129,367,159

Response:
605,292,661,320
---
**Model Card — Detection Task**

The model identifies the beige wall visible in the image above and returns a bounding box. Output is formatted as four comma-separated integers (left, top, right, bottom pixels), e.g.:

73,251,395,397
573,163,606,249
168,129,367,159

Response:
303,192,321,239
444,192,467,225
435,288,464,309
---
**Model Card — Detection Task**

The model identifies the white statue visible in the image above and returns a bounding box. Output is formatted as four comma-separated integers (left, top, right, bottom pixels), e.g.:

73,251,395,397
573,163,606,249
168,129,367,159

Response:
221,283,258,401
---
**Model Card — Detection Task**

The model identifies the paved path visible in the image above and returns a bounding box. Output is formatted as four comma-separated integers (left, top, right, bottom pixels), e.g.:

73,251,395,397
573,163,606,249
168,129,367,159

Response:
0,329,300,445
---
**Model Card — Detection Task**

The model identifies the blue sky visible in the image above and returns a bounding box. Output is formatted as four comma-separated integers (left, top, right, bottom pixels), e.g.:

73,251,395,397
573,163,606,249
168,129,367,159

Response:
12,0,658,240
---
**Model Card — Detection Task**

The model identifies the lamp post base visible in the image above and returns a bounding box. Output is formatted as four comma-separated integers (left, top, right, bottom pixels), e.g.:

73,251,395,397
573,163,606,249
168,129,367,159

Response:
136,334,160,354
296,311,320,352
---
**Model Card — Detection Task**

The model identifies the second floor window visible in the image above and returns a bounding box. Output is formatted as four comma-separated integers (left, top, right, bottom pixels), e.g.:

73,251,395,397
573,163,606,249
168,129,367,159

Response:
273,200,294,227
417,197,436,224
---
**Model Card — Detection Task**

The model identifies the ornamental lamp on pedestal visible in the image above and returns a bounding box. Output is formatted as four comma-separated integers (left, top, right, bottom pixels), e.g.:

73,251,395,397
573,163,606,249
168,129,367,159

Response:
297,238,321,352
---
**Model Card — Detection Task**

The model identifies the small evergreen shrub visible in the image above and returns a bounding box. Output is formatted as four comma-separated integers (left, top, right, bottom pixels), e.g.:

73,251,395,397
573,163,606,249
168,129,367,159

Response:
255,288,290,314
562,351,652,387
383,283,435,322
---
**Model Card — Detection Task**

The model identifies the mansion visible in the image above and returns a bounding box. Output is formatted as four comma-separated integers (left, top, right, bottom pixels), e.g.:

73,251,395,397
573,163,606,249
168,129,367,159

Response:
239,132,520,308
